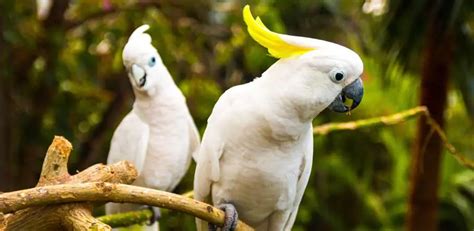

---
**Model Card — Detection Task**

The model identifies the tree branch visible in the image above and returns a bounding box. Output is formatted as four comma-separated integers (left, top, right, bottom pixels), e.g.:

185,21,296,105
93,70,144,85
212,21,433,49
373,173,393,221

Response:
0,136,138,230
62,203,110,231
313,106,474,169
313,106,427,135
37,136,72,186
0,182,253,231
96,190,194,227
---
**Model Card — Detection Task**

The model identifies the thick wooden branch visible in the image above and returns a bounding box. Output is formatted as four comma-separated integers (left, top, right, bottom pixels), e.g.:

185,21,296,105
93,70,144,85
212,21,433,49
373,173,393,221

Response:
1,206,63,230
61,203,110,231
96,190,194,227
0,183,254,231
69,161,137,184
0,136,138,230
37,136,72,186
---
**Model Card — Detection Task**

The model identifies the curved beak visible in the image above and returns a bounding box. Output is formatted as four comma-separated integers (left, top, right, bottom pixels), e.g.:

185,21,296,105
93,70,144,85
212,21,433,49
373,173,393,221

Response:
328,78,364,113
131,64,147,88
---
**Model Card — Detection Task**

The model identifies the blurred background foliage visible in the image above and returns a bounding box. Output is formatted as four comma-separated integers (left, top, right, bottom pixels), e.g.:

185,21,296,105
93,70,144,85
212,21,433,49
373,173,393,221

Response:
0,0,473,230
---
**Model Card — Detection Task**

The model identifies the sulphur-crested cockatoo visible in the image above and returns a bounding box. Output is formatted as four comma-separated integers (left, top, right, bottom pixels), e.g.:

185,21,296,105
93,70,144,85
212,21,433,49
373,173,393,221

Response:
106,25,200,230
194,5,364,231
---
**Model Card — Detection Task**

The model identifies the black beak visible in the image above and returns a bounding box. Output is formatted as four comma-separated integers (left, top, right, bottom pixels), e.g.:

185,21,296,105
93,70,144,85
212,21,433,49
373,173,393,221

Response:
328,78,364,113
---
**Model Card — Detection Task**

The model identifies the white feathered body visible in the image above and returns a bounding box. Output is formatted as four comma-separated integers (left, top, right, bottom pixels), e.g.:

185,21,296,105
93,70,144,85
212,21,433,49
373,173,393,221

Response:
105,26,200,227
108,88,196,192
194,5,364,230
106,83,199,231
194,58,336,230
106,25,199,231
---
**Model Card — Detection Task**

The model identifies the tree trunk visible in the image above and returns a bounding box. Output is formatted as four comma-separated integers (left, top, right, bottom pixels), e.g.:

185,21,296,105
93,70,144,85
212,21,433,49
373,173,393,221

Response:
405,19,453,231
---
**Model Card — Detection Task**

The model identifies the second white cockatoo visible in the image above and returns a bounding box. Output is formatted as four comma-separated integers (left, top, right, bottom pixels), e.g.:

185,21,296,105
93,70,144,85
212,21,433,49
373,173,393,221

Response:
194,5,364,231
106,25,200,230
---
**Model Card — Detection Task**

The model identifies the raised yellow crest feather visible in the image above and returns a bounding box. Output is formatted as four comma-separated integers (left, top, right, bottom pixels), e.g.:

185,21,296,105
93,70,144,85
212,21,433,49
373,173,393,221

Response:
243,5,314,58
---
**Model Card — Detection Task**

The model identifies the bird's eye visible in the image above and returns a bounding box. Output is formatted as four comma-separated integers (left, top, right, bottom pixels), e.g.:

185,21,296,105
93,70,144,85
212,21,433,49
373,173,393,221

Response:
330,69,345,82
148,57,156,67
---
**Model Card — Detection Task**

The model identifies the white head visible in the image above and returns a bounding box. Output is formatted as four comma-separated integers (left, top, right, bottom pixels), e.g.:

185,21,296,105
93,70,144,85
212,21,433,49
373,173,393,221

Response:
243,5,364,118
122,25,172,97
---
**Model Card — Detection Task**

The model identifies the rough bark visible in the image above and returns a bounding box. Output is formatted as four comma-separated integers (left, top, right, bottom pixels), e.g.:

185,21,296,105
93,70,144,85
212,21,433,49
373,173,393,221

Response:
0,136,137,230
406,20,453,231
0,182,253,231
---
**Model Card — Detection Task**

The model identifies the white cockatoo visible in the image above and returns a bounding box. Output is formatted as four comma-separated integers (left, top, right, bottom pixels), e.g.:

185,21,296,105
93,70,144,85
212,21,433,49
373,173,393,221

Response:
194,5,364,231
106,25,200,230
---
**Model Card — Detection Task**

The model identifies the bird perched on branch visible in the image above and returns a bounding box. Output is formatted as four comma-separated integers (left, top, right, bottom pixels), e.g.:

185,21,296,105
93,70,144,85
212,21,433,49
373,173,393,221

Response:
194,5,364,231
106,24,200,231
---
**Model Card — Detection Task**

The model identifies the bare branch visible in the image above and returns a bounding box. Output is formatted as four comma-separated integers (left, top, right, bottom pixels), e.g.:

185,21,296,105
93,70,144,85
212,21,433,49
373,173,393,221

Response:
0,183,254,231
37,136,72,186
313,106,474,169
0,137,137,230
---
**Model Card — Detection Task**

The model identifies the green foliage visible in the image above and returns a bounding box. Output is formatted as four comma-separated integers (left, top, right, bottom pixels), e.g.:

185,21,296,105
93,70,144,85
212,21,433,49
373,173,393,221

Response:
1,0,472,230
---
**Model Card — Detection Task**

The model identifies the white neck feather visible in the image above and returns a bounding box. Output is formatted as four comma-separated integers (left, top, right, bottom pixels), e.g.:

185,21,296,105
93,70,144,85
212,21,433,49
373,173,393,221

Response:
132,65,185,122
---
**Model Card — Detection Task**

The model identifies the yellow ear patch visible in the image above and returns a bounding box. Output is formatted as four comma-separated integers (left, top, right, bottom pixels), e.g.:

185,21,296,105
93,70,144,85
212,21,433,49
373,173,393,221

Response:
243,5,314,58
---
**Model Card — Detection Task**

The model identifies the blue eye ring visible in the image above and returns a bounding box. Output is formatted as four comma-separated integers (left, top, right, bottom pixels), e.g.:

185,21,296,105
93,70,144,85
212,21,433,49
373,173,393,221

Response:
148,57,156,67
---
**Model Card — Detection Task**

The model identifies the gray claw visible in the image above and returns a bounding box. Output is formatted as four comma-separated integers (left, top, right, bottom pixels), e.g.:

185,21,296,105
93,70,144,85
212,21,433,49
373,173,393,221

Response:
208,203,238,231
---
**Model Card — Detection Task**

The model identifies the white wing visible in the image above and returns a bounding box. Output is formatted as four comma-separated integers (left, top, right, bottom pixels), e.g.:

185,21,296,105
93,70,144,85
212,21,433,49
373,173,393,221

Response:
194,87,241,231
283,126,313,230
106,111,149,216
107,111,149,174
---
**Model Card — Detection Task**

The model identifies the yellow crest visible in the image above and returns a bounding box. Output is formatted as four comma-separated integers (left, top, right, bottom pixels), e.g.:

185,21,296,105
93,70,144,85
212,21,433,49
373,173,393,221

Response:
243,5,314,58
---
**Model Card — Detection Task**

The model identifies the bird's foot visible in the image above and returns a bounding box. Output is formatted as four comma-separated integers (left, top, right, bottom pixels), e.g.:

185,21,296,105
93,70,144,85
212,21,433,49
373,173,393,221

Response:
208,203,238,231
140,205,161,226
